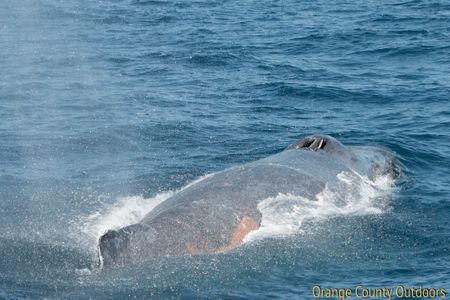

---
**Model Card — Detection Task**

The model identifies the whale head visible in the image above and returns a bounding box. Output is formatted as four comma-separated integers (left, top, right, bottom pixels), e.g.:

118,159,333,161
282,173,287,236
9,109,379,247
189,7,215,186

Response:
289,135,397,179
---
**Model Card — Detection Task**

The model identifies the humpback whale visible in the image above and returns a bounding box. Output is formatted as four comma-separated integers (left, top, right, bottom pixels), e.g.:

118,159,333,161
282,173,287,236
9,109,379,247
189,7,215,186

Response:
98,135,395,267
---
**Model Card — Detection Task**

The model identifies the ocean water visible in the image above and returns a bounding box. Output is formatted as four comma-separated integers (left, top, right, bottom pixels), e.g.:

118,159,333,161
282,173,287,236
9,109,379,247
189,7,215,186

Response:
0,0,449,299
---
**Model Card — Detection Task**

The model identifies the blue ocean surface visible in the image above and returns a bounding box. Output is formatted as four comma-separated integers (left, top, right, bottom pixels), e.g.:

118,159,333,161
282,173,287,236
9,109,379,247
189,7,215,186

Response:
0,0,449,299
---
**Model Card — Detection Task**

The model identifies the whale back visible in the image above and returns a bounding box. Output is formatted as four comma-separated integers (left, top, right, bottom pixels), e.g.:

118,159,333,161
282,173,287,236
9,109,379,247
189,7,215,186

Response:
98,135,395,266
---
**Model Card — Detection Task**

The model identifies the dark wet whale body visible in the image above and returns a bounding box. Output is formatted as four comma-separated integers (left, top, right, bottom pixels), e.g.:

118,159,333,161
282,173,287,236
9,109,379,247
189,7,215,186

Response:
99,135,394,267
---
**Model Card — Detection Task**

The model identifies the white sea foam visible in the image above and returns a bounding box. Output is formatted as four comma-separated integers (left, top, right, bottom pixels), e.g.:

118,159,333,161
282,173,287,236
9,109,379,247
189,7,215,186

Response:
78,174,215,249
80,193,173,243
245,170,395,242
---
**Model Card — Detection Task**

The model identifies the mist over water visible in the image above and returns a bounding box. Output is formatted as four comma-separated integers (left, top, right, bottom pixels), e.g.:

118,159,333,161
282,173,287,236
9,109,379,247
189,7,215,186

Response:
1,0,449,298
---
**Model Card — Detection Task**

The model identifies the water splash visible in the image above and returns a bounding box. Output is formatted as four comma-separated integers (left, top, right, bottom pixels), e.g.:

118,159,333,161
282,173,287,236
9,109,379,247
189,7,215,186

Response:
77,174,215,250
245,170,395,242
80,193,173,244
